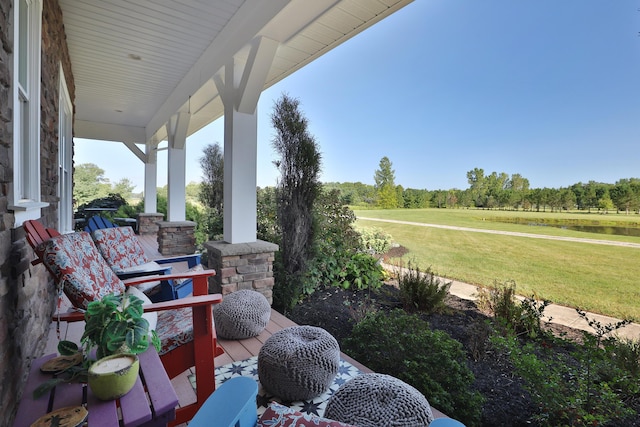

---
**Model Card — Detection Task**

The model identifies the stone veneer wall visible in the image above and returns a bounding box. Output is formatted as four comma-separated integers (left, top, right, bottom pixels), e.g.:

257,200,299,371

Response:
0,0,75,423
157,221,197,255
138,212,164,236
204,240,278,304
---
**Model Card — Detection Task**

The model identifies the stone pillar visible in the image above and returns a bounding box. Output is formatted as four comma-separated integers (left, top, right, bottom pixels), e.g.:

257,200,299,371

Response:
204,240,279,304
137,213,163,236
157,221,196,255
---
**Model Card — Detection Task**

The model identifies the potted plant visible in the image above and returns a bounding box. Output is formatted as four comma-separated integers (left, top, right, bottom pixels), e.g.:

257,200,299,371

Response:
35,292,160,399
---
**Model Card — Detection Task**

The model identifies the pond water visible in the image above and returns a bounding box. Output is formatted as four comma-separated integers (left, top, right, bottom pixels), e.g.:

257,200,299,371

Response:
552,224,640,238
490,218,640,237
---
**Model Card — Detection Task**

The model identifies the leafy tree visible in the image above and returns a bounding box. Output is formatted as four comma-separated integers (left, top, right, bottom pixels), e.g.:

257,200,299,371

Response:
271,94,322,311
466,167,486,208
199,143,224,213
598,191,615,213
112,178,135,201
73,163,112,207
374,157,398,208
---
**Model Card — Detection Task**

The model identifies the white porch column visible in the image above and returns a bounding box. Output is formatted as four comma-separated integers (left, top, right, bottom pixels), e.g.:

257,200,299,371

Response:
165,113,190,222
216,37,278,244
143,144,158,214
223,108,257,243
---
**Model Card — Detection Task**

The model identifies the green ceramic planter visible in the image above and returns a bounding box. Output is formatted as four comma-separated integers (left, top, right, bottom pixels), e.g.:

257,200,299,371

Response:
88,354,139,400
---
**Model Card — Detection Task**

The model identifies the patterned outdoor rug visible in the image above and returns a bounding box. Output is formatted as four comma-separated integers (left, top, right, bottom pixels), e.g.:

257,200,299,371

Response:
189,356,362,417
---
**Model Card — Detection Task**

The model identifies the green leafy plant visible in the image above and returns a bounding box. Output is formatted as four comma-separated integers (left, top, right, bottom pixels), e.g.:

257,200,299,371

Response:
396,261,450,314
492,331,636,426
335,252,384,291
35,293,160,398
343,310,483,426
356,226,393,254
74,293,161,359
476,280,551,338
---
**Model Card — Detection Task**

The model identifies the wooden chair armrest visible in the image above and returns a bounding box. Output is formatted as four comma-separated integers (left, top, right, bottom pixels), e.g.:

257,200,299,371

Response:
155,253,202,268
141,294,222,312
122,269,216,286
116,266,171,280
53,294,222,322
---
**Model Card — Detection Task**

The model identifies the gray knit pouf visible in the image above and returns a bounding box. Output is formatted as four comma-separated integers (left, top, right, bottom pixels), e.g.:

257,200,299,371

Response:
258,326,340,401
213,290,271,339
324,373,434,427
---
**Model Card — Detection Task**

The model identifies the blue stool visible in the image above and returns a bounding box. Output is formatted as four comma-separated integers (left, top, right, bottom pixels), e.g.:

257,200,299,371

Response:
189,377,258,427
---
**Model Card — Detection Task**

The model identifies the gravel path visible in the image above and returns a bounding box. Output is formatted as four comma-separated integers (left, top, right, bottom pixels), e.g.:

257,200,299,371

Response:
357,217,640,249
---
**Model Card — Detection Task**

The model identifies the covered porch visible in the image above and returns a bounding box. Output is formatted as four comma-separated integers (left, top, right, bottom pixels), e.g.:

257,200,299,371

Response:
40,233,447,425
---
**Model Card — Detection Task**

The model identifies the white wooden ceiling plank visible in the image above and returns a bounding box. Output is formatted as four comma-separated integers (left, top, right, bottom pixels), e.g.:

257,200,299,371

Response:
274,45,311,66
96,0,228,38
62,6,211,50
320,7,364,35
67,42,193,76
341,0,387,20
286,34,327,56
67,0,217,40
65,32,203,64
300,21,344,46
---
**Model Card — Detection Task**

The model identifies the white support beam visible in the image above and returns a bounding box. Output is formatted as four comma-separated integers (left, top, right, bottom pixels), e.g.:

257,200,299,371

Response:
236,37,279,114
145,0,291,141
165,114,190,221
223,106,258,244
75,120,146,143
122,141,146,163
167,112,190,150
144,145,158,214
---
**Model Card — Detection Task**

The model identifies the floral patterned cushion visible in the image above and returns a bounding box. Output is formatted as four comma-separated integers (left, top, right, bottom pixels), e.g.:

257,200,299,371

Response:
156,308,196,355
42,231,199,356
41,232,126,309
91,226,150,273
257,403,356,427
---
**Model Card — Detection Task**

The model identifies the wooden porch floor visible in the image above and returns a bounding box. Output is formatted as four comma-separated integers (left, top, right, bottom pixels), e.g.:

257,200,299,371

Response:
42,233,446,425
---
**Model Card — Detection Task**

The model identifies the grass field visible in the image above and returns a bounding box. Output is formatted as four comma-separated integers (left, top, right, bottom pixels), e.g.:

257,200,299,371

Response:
354,208,640,321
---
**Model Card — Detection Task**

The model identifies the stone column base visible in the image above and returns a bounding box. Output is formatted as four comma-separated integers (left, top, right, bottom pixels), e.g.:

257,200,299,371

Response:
137,213,164,236
157,221,196,255
204,240,279,304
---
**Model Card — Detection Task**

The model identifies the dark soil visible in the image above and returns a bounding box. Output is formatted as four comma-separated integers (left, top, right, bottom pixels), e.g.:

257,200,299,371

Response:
287,249,639,427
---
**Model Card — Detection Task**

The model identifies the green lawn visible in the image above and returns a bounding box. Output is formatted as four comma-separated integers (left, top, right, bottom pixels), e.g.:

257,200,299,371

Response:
354,209,640,321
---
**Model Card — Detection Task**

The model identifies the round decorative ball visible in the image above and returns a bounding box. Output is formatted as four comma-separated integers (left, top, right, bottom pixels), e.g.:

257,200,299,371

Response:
213,290,271,339
324,373,434,427
258,325,340,401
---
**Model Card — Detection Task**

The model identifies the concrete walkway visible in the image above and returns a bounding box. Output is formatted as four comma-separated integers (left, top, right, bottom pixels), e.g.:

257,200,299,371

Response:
445,277,640,341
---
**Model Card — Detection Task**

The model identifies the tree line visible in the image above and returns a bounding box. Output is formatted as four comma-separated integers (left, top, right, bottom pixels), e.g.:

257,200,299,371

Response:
325,159,640,214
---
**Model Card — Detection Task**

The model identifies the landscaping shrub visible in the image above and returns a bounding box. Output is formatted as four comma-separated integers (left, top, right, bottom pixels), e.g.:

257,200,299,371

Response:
335,252,384,291
343,310,483,426
476,280,550,338
491,331,636,426
356,226,392,254
396,261,450,314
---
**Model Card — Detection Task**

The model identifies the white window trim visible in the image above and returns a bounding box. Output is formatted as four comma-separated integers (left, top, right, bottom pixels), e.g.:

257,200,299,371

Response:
10,0,46,226
58,64,73,233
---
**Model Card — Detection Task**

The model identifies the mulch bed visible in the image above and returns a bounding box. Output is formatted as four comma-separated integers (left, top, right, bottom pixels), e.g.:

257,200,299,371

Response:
287,279,638,426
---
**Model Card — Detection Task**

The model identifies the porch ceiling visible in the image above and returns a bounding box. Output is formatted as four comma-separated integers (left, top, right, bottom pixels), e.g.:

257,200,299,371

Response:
60,0,413,149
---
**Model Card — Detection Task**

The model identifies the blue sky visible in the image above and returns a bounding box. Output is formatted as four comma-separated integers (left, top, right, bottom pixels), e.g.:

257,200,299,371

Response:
75,0,640,193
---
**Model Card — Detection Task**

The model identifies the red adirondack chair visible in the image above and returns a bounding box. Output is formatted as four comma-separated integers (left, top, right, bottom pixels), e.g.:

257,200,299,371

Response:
23,219,60,265
36,230,224,425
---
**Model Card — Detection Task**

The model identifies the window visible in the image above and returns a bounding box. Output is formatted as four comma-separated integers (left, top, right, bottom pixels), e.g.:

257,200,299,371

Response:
10,0,46,225
58,66,73,233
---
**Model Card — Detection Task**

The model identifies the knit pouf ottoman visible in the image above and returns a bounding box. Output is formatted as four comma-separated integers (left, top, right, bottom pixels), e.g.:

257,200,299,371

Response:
213,290,271,339
258,325,340,401
324,373,434,427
